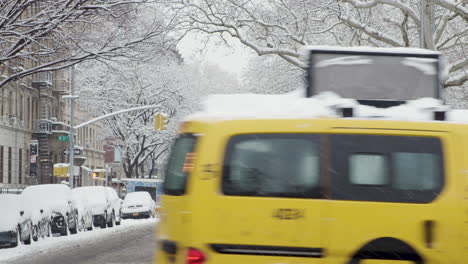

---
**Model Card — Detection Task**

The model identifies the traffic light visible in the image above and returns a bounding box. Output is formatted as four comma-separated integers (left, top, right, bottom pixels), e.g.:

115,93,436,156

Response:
155,113,168,131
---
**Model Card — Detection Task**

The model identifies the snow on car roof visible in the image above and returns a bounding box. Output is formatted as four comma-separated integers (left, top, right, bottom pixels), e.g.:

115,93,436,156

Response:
124,191,152,201
21,184,71,201
72,186,107,200
21,184,71,216
186,91,468,124
0,194,21,232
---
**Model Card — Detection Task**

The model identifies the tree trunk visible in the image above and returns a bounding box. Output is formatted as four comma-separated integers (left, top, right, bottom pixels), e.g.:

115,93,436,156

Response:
420,0,435,49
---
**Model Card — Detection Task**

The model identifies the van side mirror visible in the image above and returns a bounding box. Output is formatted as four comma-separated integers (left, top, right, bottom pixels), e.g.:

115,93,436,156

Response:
40,209,44,214
20,211,24,216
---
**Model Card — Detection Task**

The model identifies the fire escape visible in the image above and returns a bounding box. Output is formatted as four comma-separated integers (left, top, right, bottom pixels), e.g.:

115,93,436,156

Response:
32,72,53,184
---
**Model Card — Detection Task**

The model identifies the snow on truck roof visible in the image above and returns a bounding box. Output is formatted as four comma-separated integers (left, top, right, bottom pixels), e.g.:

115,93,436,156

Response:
186,92,468,124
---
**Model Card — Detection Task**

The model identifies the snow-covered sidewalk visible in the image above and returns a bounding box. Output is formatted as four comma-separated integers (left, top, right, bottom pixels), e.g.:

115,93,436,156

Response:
0,218,158,263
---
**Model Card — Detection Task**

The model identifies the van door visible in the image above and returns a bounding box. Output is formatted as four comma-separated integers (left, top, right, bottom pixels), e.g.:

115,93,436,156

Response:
209,134,325,263
158,134,198,263
326,133,457,264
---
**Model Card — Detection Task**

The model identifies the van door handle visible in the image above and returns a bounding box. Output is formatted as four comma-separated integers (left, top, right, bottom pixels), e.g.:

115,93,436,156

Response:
423,220,435,248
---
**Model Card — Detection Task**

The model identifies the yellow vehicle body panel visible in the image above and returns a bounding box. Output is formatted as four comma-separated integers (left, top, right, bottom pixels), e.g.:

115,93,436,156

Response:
156,118,468,264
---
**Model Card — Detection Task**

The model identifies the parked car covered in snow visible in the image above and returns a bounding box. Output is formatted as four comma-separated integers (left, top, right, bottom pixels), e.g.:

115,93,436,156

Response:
71,188,94,232
19,189,51,242
121,191,156,219
105,187,122,226
73,186,116,228
0,194,33,247
21,184,78,236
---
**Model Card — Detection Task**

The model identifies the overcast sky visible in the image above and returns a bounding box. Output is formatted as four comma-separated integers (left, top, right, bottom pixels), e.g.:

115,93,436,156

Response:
177,33,253,77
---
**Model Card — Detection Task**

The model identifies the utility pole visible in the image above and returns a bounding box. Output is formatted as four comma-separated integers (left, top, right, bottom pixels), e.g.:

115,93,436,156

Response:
63,66,79,189
105,164,109,187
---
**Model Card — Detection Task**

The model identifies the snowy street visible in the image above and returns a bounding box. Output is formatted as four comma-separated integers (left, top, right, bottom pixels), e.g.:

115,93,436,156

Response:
0,219,157,264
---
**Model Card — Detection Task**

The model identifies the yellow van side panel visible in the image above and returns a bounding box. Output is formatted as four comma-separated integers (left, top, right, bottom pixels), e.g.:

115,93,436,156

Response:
461,132,468,260
157,118,468,264
324,129,461,264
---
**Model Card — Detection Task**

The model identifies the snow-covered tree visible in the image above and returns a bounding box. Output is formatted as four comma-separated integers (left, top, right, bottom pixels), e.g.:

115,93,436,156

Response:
77,54,197,178
166,0,467,90
339,0,467,88
0,0,168,88
169,0,341,68
242,55,304,94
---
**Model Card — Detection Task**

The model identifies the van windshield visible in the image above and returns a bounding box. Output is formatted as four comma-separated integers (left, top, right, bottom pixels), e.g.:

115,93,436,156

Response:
222,134,321,198
163,135,197,195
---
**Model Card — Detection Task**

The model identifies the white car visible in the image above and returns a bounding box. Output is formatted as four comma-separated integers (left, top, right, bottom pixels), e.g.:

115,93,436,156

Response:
0,194,33,247
21,184,79,236
121,191,156,219
71,189,94,232
105,187,122,226
73,186,120,228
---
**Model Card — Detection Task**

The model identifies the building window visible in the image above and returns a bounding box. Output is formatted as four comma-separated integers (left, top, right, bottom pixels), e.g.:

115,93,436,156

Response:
8,147,12,184
8,91,13,116
27,98,30,128
19,148,22,184
0,146,3,183
0,88,3,116
19,94,23,121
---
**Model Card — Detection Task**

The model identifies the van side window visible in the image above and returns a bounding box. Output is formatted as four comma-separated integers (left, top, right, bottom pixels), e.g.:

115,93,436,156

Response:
393,152,440,191
350,154,388,185
163,135,197,196
331,134,444,203
222,134,321,198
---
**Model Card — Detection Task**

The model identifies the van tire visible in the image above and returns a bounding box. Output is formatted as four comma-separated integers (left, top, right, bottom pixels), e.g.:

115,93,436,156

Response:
348,237,424,264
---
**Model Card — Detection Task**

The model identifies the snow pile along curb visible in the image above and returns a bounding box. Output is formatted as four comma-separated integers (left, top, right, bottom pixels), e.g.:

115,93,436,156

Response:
0,219,158,263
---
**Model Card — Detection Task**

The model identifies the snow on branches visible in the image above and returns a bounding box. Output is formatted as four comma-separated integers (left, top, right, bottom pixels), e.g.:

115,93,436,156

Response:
0,0,166,89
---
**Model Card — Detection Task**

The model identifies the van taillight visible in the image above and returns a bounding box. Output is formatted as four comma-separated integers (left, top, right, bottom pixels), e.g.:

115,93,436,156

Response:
186,248,206,264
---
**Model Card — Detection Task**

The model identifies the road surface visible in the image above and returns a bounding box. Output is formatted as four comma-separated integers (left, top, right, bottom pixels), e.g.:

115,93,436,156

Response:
2,220,157,264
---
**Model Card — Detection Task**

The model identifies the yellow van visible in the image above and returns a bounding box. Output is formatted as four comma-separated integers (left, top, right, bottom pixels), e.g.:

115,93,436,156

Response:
156,97,468,264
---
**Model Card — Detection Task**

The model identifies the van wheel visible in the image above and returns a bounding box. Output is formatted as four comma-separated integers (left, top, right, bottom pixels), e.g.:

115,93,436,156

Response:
348,237,424,264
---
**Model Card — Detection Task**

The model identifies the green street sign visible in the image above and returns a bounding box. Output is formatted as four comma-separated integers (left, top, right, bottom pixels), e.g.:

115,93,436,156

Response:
57,135,70,141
